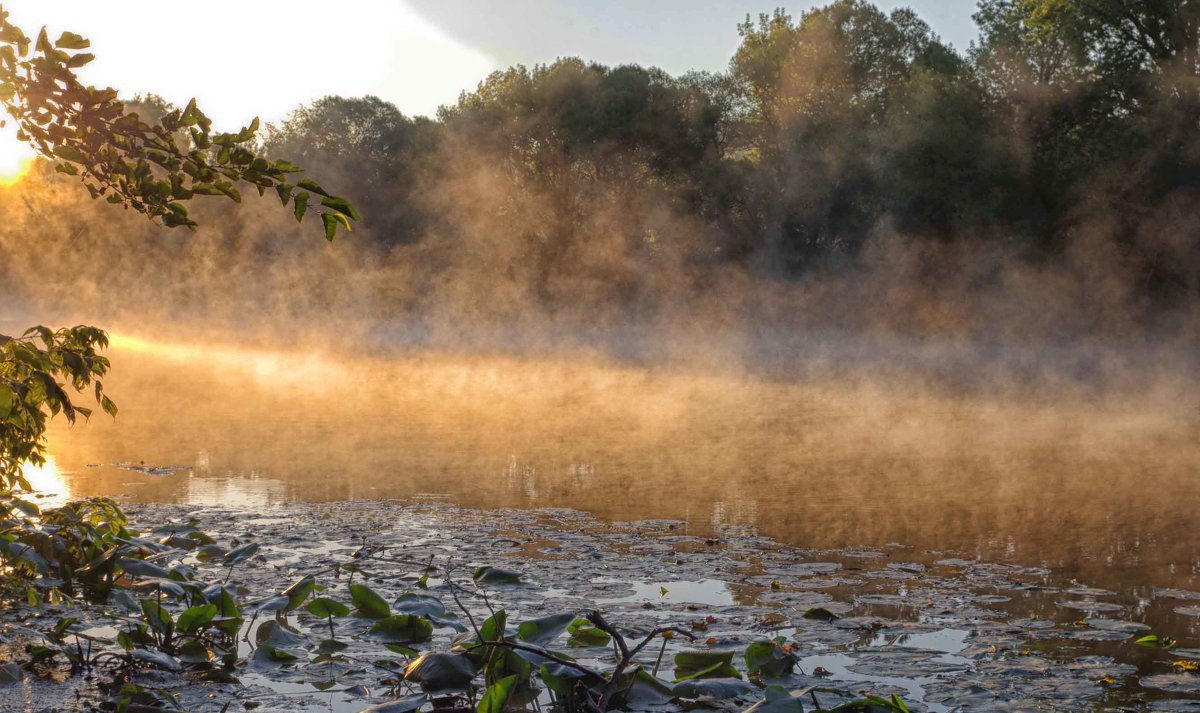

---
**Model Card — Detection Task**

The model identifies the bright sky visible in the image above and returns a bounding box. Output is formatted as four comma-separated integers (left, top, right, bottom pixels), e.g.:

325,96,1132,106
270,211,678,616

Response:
0,1,979,176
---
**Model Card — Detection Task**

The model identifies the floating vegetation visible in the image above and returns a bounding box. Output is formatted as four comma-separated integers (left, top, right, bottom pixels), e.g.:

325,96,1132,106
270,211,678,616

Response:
0,500,1198,712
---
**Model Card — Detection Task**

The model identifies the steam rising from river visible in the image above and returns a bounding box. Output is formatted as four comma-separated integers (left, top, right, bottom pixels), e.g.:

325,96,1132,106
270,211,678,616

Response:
1,116,1198,592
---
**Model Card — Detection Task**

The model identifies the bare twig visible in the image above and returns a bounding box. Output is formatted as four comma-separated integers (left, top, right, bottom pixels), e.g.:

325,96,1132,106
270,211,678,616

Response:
584,611,696,710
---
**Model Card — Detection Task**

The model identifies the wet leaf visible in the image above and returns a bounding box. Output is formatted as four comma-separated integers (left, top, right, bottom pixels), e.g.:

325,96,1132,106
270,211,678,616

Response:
744,638,794,677
473,566,522,584
177,639,212,664
177,603,217,634
517,613,575,647
394,593,464,631
744,685,804,713
360,694,426,713
674,650,741,681
307,596,351,619
566,617,611,647
131,648,181,671
223,542,260,566
802,607,839,621
318,638,348,654
117,558,173,580
351,583,391,618
405,652,480,692
255,644,299,662
280,575,317,612
370,615,435,644
1137,634,1178,648
672,678,756,700
256,620,306,648
477,673,519,713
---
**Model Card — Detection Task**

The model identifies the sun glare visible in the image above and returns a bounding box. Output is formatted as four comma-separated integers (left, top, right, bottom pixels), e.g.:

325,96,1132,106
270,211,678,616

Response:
0,122,36,186
20,455,71,504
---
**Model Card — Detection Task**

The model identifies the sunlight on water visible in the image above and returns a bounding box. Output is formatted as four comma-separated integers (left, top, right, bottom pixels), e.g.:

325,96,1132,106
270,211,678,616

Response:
108,332,351,392
39,334,1200,600
19,455,70,505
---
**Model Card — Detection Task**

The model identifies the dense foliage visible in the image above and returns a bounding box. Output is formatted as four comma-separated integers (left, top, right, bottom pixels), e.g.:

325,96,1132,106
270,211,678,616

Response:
0,5,355,602
250,0,1196,314
0,2,1197,347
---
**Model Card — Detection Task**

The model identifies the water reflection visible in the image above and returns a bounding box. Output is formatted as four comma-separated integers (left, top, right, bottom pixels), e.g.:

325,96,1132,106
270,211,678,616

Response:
20,455,70,506
40,336,1200,599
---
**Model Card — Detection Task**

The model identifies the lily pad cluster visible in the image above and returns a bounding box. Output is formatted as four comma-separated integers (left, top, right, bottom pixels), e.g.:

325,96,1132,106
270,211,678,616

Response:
0,500,1198,712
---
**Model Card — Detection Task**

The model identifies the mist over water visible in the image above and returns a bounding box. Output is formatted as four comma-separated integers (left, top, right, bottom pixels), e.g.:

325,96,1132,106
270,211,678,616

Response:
26,334,1198,603
2,4,1200,666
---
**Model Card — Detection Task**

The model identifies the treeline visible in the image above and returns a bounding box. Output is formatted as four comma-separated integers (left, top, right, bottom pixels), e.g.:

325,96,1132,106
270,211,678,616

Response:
3,0,1200,346
262,0,1200,306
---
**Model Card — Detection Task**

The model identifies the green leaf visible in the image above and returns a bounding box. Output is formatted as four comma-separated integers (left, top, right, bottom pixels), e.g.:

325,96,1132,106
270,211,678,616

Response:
673,650,741,681
369,615,434,644
293,191,309,222
307,597,350,619
566,617,610,647
255,644,298,662
745,685,805,713
320,195,361,221
0,385,12,419
322,211,351,241
477,674,519,713
279,574,316,612
350,584,391,618
479,610,507,643
177,604,218,634
1136,634,1177,648
744,638,794,677
297,178,329,196
216,182,242,203
190,183,224,196
140,599,174,637
517,613,575,647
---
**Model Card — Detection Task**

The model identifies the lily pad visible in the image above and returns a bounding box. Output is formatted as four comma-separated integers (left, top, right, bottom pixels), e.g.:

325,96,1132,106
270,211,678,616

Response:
517,612,576,647
369,614,435,644
745,685,805,713
672,678,756,700
404,652,480,692
473,566,522,584
674,650,742,682
351,583,392,618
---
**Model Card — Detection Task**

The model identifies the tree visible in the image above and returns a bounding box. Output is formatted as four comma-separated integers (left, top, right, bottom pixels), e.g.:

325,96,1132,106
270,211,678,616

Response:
0,8,356,539
972,0,1200,300
436,59,727,309
263,96,436,245
729,2,949,269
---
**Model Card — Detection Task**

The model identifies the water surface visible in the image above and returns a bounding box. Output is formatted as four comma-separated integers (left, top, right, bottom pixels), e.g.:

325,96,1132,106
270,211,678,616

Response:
36,335,1200,612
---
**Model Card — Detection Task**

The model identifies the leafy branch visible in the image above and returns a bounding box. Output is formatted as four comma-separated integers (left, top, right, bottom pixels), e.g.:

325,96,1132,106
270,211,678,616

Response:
0,7,359,239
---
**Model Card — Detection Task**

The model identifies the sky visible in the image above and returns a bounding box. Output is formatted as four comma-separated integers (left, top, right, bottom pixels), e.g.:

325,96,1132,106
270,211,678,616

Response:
0,1,980,172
